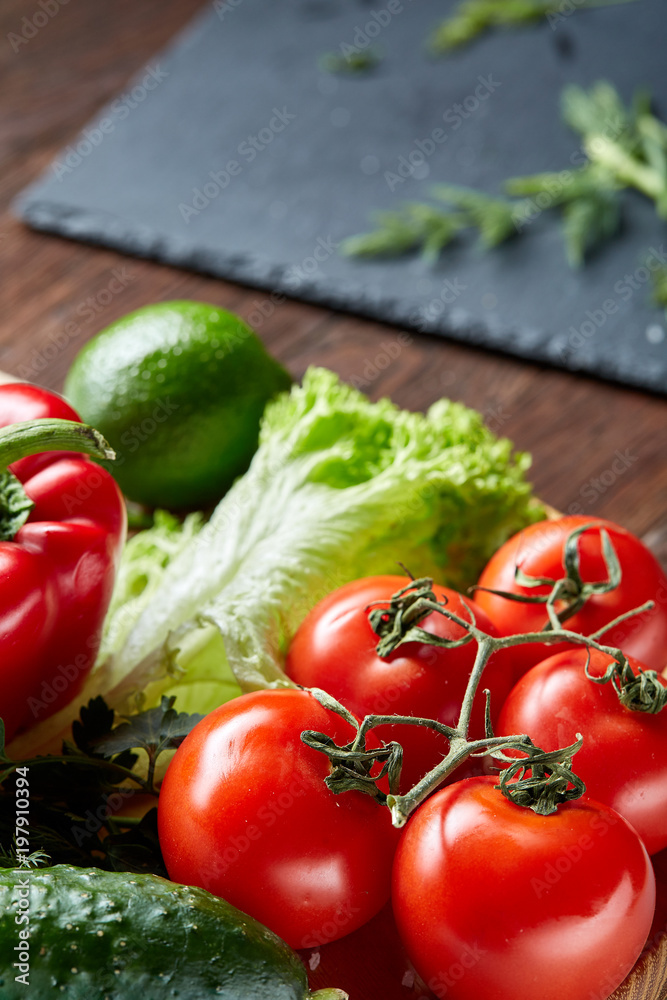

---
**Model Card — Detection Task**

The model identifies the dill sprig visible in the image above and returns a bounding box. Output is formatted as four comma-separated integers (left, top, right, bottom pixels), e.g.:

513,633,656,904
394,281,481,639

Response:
341,204,468,262
342,81,667,270
429,0,638,54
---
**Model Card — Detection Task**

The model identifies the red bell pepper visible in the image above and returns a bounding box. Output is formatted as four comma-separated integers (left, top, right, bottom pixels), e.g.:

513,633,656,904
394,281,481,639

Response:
0,383,126,742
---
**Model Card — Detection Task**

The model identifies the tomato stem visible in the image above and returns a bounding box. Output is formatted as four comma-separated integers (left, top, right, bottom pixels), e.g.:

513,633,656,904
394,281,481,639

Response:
585,651,667,713
303,571,659,827
470,522,622,632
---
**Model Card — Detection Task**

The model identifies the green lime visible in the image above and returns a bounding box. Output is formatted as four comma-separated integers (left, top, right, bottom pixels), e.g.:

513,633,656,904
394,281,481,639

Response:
64,301,292,509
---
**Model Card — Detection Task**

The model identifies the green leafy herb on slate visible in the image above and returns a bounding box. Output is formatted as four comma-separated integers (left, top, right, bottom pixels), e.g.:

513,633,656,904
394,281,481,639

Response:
0,696,202,874
340,203,469,262
428,0,638,54
319,48,382,73
650,261,667,318
342,81,667,271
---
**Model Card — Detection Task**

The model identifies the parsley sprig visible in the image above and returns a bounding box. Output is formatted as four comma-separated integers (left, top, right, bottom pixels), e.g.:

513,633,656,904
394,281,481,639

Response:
0,696,203,875
342,82,667,269
429,0,638,54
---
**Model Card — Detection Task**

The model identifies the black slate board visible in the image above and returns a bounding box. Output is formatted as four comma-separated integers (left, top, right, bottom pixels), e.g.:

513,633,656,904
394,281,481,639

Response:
14,0,667,393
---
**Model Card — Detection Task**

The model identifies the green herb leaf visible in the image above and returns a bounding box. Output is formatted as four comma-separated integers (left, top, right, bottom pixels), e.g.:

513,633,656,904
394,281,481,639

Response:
94,696,204,761
341,187,519,262
650,262,667,308
561,81,631,148
429,0,552,53
0,694,203,875
505,164,618,206
432,184,520,248
342,79,667,287
72,695,117,756
429,0,638,54
341,205,467,259
319,48,381,74
561,188,621,266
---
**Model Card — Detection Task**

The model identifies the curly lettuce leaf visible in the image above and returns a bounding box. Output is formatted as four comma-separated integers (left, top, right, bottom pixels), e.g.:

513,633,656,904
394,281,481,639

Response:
11,368,543,755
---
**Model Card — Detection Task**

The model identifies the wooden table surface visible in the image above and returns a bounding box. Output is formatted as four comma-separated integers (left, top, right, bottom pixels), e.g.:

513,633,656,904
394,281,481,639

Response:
1,3,666,999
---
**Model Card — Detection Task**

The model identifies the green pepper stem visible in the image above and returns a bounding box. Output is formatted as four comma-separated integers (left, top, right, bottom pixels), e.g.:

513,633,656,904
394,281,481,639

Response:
0,418,115,470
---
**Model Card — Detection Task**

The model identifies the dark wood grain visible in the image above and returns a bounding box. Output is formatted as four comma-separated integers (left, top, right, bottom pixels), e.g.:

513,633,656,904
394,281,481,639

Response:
1,4,666,999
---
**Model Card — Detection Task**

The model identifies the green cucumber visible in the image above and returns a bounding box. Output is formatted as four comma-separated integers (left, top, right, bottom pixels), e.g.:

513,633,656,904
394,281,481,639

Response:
0,865,345,1000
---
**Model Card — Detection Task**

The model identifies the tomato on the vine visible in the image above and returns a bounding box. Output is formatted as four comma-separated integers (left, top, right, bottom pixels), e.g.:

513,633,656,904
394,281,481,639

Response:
158,688,399,949
285,575,514,792
392,775,655,1000
475,516,667,680
496,648,667,854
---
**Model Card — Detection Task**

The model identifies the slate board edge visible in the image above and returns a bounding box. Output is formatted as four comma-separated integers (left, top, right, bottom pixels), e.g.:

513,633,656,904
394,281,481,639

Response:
16,196,665,398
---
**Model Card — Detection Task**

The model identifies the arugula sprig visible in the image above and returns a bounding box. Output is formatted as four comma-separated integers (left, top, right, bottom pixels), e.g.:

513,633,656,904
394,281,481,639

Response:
0,696,203,874
429,0,638,54
342,82,667,270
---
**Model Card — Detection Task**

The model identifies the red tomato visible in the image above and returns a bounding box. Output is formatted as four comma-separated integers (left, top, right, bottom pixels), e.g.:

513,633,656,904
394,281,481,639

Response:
496,648,667,854
158,688,399,949
392,775,655,1000
285,576,514,792
475,516,667,680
